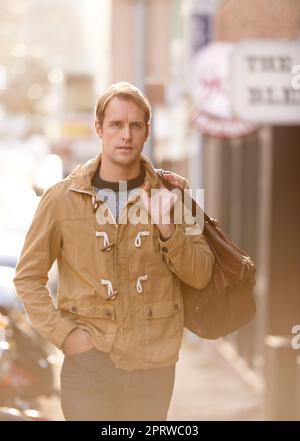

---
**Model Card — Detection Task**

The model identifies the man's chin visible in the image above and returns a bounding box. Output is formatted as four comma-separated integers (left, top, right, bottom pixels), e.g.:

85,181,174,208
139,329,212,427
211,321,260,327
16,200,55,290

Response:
114,151,140,165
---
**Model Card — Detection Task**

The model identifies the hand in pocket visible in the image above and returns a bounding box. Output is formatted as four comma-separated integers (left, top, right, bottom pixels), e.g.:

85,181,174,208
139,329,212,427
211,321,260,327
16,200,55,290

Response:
62,328,95,356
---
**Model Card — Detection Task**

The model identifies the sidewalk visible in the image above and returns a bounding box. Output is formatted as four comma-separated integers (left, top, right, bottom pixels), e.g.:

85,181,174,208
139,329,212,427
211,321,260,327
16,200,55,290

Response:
168,332,264,421
39,333,265,421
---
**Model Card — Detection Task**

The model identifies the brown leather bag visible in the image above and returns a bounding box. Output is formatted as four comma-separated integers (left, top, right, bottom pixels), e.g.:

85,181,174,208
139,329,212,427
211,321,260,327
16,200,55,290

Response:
156,169,256,339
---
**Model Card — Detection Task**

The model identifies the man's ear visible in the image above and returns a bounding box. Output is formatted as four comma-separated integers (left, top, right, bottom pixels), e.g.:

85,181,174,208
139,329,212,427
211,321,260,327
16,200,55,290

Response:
95,120,102,139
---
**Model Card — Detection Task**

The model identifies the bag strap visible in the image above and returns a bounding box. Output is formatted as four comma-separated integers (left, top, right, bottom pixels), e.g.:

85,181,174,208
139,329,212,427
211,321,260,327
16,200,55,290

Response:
155,168,211,227
155,168,255,270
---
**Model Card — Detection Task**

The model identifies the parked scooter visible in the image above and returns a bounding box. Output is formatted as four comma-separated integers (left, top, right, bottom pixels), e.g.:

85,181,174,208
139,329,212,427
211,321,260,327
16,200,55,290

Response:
0,310,56,414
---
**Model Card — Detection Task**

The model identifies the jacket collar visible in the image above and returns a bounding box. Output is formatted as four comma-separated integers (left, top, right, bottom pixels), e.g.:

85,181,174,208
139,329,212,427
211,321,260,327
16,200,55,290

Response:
68,152,161,195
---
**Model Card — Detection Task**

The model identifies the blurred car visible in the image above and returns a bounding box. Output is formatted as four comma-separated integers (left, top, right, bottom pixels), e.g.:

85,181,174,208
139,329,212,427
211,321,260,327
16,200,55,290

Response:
0,258,23,312
0,227,58,311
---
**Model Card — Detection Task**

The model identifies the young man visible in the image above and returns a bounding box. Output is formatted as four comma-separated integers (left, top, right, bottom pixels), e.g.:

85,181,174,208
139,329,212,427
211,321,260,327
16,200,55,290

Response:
13,82,214,421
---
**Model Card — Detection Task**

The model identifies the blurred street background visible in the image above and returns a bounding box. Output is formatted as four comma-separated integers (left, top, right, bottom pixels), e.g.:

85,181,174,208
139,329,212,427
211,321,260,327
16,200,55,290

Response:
0,0,299,421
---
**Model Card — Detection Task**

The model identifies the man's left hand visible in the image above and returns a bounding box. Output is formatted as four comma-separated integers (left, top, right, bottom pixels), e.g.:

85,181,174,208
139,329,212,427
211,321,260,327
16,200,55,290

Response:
141,181,178,240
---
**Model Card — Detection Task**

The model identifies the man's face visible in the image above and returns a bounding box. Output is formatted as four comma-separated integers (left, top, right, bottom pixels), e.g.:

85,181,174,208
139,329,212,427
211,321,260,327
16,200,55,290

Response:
95,96,149,168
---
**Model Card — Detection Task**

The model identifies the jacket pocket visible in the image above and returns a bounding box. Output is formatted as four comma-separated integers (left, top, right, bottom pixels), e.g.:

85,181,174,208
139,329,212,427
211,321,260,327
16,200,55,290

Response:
64,301,115,320
61,301,118,353
143,301,183,364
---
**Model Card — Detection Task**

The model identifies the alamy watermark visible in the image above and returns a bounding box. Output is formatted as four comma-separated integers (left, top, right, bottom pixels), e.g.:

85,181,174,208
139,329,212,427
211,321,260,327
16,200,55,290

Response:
291,65,300,90
94,184,205,233
291,325,300,350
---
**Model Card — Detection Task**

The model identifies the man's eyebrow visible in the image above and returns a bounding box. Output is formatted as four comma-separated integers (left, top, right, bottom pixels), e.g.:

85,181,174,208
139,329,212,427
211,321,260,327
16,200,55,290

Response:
108,119,145,124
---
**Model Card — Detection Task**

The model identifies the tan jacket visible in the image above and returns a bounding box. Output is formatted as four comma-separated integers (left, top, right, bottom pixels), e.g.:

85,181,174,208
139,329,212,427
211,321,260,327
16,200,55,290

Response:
13,153,214,370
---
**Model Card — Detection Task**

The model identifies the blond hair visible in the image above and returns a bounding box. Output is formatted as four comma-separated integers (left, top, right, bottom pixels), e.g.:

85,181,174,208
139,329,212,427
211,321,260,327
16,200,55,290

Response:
95,82,151,127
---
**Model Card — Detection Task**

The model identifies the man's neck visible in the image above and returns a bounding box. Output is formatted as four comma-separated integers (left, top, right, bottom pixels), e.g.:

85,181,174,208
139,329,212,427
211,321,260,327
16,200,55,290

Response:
99,157,141,182
92,164,145,192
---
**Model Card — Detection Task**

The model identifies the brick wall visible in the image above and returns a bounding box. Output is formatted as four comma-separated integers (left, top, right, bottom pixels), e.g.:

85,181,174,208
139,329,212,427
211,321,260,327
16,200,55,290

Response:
215,0,300,40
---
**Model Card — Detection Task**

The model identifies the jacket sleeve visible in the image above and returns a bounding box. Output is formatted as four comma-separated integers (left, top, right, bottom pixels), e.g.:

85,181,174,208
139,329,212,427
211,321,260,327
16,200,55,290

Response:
13,186,77,349
158,180,215,290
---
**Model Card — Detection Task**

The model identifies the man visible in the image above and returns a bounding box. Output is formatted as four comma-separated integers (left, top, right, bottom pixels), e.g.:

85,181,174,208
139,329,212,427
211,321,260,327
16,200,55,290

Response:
13,82,214,421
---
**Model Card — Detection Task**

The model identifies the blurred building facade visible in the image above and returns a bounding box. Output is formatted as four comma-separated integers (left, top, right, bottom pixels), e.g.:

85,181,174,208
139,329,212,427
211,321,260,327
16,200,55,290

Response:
110,0,191,176
198,0,300,421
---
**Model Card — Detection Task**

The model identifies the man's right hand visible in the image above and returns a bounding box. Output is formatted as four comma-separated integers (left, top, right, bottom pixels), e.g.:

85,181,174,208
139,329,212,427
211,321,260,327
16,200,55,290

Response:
62,328,95,356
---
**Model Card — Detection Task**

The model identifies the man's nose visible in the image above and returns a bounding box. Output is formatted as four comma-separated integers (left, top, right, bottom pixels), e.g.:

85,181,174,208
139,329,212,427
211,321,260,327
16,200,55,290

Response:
121,125,131,140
